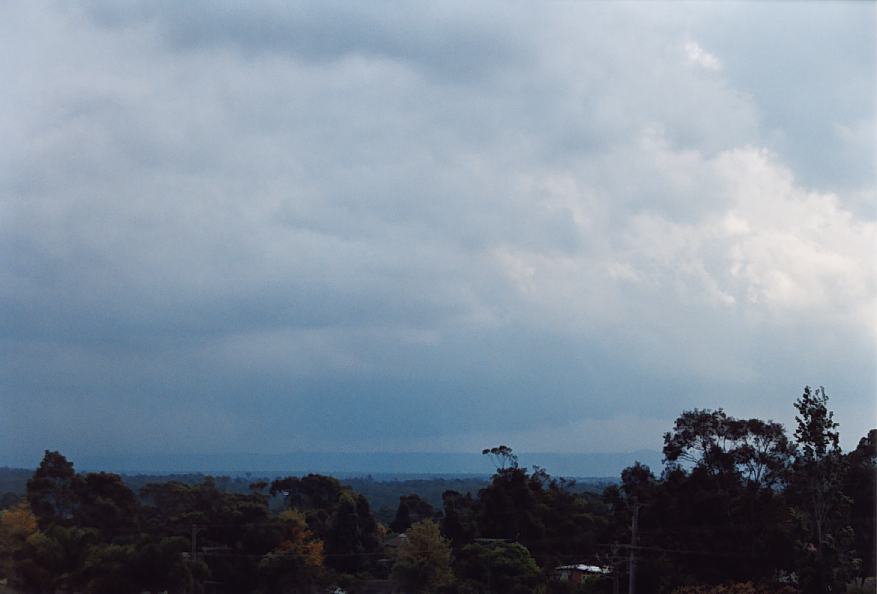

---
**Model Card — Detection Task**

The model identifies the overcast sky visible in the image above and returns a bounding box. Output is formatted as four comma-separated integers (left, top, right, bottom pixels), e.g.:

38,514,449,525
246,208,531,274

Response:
1,1,874,467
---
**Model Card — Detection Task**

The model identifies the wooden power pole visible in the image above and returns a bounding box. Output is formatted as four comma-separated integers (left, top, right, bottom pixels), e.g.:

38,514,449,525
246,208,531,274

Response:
628,503,639,594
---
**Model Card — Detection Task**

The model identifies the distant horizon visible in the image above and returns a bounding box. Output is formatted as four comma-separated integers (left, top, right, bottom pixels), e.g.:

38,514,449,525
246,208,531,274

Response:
2,449,665,478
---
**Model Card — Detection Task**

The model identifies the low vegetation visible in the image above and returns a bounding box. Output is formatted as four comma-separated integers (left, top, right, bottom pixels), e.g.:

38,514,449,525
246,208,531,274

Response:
0,386,873,593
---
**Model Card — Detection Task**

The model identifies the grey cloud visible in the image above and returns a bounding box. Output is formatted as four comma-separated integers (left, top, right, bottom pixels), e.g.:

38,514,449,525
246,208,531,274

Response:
0,2,873,465
692,1,876,202
84,0,529,82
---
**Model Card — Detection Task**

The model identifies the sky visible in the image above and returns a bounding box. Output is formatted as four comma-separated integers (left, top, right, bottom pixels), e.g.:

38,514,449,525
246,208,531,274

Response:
1,1,875,468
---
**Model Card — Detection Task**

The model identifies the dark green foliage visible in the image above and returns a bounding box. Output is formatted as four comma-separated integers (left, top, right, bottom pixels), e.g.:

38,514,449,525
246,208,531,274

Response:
270,474,382,575
477,466,545,544
257,550,318,594
81,543,141,594
601,408,801,592
16,525,101,593
844,430,876,577
14,452,264,593
474,462,607,569
390,520,453,593
347,477,489,518
440,490,479,547
126,536,199,594
26,451,78,527
596,387,873,593
391,493,438,534
255,511,324,594
270,474,345,512
4,387,874,593
548,578,614,594
325,490,382,574
529,468,608,568
74,472,139,539
454,541,541,593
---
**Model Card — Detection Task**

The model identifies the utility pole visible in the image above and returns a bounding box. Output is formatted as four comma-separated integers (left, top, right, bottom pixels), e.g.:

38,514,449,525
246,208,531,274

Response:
191,524,198,563
611,544,620,594
628,502,639,594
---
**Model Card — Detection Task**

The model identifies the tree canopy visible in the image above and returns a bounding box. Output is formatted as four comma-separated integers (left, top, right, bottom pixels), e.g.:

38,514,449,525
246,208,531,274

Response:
0,386,872,593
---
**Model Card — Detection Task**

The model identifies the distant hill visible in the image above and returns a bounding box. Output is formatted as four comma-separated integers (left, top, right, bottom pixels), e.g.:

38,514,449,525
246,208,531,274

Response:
0,467,31,499
2,449,649,523
0,464,620,524
63,449,663,478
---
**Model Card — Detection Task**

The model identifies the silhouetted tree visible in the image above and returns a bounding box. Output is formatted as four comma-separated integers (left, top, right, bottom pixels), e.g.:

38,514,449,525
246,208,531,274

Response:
26,451,79,527
440,490,479,547
454,541,541,594
788,386,853,593
391,493,437,534
663,410,791,488
482,445,518,471
843,429,876,577
271,474,381,576
258,510,324,593
477,464,544,546
74,472,139,539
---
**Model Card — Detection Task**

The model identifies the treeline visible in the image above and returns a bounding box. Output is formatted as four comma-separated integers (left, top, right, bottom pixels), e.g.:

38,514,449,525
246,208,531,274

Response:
603,387,875,593
0,471,497,525
0,386,873,593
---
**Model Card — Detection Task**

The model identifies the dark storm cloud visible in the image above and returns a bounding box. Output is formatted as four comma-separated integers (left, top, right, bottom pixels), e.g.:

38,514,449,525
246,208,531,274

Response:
84,0,528,82
0,2,873,466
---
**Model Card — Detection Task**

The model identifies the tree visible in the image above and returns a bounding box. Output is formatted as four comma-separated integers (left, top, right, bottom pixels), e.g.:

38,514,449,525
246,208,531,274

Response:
270,475,382,576
391,520,452,593
26,451,79,527
663,410,791,488
794,386,839,459
788,386,852,593
454,541,541,594
477,464,544,546
671,583,798,594
475,451,605,568
324,490,382,574
270,474,345,513
14,524,100,593
80,543,140,594
482,445,518,471
74,472,139,539
440,490,479,547
128,536,201,594
536,470,607,568
258,510,324,593
605,409,799,591
391,494,437,534
0,503,39,580
843,430,876,577
139,476,273,592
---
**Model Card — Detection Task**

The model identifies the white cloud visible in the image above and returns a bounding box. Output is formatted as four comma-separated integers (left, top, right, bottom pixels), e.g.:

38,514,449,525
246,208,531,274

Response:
684,40,722,70
493,139,876,401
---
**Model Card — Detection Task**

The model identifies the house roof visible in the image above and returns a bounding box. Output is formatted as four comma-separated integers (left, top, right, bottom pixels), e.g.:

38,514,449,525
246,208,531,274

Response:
555,564,611,575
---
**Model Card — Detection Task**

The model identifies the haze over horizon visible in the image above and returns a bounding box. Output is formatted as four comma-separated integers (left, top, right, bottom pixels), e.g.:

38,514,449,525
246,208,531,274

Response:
15,450,662,479
1,2,875,469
